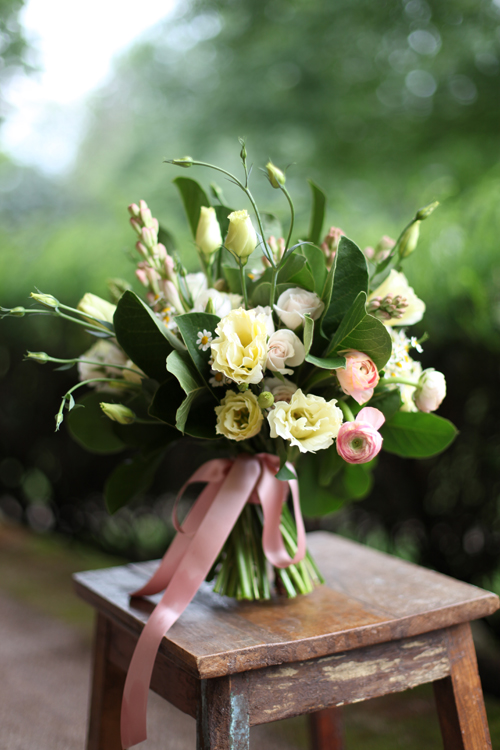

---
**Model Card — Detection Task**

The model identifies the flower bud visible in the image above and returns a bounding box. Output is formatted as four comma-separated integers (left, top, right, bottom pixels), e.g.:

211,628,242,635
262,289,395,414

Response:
398,221,420,259
26,351,49,364
9,306,26,317
225,210,257,264
414,369,446,413
266,161,286,188
258,391,274,409
30,292,59,308
77,293,116,325
100,403,136,424
196,206,222,258
141,226,157,251
416,200,439,221
205,297,215,314
130,218,142,236
171,156,193,168
128,203,140,218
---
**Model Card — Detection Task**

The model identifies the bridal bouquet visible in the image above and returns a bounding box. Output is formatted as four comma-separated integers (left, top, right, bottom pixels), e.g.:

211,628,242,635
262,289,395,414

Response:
2,143,457,601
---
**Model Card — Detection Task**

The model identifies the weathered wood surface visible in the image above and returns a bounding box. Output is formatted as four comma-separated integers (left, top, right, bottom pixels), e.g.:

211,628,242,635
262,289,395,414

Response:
87,613,125,750
433,623,492,749
246,628,451,724
74,531,499,679
196,676,250,750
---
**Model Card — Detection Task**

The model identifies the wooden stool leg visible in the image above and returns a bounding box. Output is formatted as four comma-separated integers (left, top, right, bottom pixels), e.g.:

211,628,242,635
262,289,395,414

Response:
87,613,126,750
197,676,250,750
433,623,492,750
309,707,344,750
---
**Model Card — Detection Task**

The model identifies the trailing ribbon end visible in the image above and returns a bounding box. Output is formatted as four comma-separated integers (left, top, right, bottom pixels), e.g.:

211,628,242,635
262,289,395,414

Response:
119,453,306,749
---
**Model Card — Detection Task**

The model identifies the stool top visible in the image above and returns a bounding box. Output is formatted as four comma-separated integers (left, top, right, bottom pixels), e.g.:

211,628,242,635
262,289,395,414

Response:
74,532,499,679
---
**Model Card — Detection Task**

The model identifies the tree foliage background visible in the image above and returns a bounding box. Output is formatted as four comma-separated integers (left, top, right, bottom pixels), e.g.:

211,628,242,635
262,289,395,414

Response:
1,0,500,632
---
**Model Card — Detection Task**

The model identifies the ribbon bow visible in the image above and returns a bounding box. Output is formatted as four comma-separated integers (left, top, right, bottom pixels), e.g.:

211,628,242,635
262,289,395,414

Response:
121,453,305,748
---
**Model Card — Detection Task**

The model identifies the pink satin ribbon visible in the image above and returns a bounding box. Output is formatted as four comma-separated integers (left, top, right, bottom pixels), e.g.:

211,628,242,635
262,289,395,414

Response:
120,453,305,749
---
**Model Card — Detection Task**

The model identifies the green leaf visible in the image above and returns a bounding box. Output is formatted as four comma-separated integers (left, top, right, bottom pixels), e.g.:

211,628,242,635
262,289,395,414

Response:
381,411,458,458
322,237,369,336
113,291,184,382
67,392,126,454
278,253,307,283
343,463,374,498
366,389,402,420
297,455,349,517
298,450,375,517
251,281,295,307
307,180,326,245
325,291,392,370
150,380,218,439
173,176,211,237
305,353,346,370
223,265,242,295
213,205,233,240
303,315,314,355
298,244,328,294
166,350,206,433
104,450,165,514
175,312,220,381
276,465,295,481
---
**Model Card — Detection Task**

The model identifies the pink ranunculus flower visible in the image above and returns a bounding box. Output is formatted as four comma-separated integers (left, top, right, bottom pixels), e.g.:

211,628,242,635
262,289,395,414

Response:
336,350,379,405
336,407,385,464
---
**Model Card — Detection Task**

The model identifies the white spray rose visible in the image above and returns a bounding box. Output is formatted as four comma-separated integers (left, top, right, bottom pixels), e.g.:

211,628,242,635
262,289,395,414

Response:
78,340,128,391
369,270,425,327
225,210,257,263
210,308,268,384
196,206,222,258
251,305,275,336
193,288,232,318
262,377,298,403
186,272,208,302
266,329,305,375
215,390,263,441
268,389,343,453
274,287,325,329
414,369,446,413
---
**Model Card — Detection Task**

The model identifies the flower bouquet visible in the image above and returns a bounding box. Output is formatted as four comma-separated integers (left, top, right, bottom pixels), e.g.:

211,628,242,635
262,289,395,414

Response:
3,144,456,603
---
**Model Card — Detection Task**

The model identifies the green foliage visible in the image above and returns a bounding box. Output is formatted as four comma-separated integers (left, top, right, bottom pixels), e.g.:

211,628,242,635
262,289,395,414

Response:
166,349,207,432
104,449,165,513
322,237,369,335
381,411,458,458
113,291,183,382
326,292,392,369
173,177,211,237
305,353,346,370
149,377,218,439
66,391,126,454
175,311,220,381
307,180,326,245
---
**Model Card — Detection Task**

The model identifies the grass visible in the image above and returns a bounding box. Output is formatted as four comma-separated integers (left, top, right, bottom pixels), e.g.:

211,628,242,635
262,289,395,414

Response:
1,520,499,748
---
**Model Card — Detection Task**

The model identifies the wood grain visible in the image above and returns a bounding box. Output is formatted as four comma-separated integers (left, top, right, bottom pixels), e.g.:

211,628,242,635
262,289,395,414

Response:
74,532,499,680
433,623,492,749
196,675,249,750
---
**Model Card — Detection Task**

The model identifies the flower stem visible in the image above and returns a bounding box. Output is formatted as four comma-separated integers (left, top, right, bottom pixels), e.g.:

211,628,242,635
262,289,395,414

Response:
338,400,355,422
280,186,295,252
269,265,279,308
381,376,419,387
238,261,249,309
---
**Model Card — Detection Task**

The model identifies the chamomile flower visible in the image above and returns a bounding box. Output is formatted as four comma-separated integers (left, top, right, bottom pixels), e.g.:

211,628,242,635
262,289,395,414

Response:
209,370,231,388
196,329,213,351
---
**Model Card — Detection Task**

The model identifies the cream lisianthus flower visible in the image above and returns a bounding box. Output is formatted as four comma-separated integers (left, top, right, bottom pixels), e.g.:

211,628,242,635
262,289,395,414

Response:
210,308,268,385
268,389,343,453
77,293,116,327
196,206,222,258
78,340,128,392
368,270,425,327
225,210,257,262
215,390,263,441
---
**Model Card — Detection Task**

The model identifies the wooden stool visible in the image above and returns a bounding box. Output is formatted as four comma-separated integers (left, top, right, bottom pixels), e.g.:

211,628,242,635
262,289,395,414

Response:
74,532,499,749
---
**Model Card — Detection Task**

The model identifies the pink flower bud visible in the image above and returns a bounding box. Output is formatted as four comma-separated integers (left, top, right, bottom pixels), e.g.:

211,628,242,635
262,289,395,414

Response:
135,241,149,259
130,218,142,236
336,350,379,405
128,203,140,217
164,253,175,278
141,226,157,251
135,268,148,286
336,407,385,464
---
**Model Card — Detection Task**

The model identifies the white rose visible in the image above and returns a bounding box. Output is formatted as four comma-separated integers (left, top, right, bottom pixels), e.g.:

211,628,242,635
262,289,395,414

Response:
368,270,425,327
186,272,208,301
251,305,275,336
215,390,263,441
268,388,343,453
78,340,128,391
414,369,446,413
262,377,297,403
193,288,232,318
211,308,268,384
266,329,305,375
274,287,325,329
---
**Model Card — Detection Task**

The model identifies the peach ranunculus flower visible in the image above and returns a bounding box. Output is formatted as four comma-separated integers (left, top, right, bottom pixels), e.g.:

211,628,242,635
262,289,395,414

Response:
267,389,343,453
336,407,385,464
336,350,379,405
210,308,268,385
215,390,263,441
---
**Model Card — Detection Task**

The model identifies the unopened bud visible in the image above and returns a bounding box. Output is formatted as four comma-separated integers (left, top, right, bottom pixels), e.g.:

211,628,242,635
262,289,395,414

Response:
9,306,26,317
128,203,140,217
225,210,257,264
258,391,274,409
130,217,142,236
135,241,149,259
141,226,157,251
205,297,215,314
100,403,136,424
398,221,421,259
30,292,59,308
238,383,249,392
266,161,286,189
239,138,247,162
416,201,439,221
26,351,49,364
171,156,193,168
196,206,222,258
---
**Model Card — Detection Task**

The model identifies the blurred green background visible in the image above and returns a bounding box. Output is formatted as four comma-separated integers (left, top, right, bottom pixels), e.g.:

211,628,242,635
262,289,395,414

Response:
1,0,500,651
